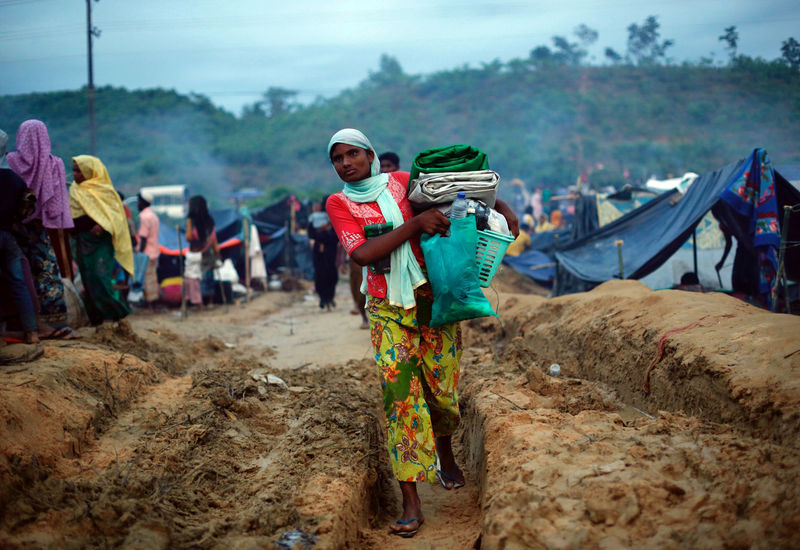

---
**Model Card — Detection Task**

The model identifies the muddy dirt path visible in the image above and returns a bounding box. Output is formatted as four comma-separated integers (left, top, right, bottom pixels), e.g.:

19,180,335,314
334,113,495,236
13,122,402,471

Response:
252,283,485,549
2,277,799,549
1,282,484,549
243,286,374,369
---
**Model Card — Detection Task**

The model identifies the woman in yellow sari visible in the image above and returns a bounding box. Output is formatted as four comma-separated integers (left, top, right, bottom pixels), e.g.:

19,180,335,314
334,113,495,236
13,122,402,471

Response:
68,155,133,324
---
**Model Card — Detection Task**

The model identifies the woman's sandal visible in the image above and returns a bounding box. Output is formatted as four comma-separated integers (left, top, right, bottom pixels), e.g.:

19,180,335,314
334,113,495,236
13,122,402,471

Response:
436,467,465,490
390,517,423,538
436,457,465,490
43,327,82,340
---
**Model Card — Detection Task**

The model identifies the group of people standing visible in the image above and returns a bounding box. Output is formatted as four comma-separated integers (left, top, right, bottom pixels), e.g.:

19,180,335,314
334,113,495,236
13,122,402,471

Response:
1,119,177,349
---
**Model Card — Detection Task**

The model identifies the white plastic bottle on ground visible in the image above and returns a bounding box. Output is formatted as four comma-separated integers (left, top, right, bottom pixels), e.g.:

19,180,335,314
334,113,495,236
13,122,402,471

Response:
450,192,468,219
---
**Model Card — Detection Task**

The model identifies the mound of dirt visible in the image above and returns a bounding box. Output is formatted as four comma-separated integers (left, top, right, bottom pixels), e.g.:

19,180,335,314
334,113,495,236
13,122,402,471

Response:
466,280,800,445
90,320,190,375
0,346,161,517
4,281,799,548
458,280,800,549
1,314,392,549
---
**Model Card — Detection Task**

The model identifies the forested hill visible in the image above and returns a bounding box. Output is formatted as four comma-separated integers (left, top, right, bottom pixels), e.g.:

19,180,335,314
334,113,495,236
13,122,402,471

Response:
2,56,798,206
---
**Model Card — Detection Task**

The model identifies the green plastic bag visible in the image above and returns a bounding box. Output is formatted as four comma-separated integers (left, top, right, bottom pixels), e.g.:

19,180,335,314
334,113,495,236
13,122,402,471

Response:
420,216,497,328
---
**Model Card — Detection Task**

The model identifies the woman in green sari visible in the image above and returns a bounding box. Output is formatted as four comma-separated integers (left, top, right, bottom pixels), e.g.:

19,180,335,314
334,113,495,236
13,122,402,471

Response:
68,155,133,325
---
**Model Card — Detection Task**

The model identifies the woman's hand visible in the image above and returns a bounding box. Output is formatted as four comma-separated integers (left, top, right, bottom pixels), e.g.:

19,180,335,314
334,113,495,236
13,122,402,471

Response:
413,208,450,236
350,209,447,266
90,224,104,237
494,199,520,238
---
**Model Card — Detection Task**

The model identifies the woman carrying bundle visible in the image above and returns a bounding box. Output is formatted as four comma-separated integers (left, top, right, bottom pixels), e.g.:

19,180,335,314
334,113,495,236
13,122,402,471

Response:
325,128,515,537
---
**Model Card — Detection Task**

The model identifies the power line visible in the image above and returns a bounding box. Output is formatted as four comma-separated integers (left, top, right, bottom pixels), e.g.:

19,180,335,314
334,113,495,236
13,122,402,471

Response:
0,0,55,6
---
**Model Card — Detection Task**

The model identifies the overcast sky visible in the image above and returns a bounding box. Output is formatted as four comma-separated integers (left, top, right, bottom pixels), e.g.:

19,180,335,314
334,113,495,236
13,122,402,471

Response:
2,0,798,115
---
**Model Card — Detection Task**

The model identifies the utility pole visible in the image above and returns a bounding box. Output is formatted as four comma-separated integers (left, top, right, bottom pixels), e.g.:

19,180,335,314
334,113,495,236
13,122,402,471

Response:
86,0,100,154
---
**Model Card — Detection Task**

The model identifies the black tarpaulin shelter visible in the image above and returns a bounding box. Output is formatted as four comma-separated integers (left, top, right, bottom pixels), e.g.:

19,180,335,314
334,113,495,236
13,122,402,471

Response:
251,196,313,279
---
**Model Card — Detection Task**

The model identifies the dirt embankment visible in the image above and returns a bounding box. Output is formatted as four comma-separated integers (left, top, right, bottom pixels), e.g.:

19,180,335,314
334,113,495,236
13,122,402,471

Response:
459,280,800,549
470,279,800,446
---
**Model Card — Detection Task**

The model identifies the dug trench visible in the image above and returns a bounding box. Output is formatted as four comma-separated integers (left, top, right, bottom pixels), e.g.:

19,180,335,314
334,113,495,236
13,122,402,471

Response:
1,277,799,549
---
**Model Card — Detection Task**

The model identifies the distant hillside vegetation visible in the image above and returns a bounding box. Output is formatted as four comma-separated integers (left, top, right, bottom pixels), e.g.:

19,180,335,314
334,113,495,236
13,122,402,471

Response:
2,56,798,205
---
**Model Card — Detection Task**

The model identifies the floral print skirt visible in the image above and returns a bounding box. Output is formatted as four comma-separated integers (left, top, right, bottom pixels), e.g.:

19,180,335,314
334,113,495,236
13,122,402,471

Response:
11,220,68,327
367,284,462,483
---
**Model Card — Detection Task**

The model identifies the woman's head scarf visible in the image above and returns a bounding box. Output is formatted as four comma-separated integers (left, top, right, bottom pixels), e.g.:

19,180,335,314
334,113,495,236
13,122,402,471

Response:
69,155,133,275
327,128,381,179
6,120,73,229
326,128,425,309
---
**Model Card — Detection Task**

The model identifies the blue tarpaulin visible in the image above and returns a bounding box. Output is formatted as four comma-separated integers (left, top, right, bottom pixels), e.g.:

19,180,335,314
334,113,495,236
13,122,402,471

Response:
503,250,556,284
554,156,749,295
553,149,800,299
528,229,570,255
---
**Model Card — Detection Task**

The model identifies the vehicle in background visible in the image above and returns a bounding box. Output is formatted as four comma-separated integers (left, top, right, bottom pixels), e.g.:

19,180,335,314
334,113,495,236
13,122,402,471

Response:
138,185,190,219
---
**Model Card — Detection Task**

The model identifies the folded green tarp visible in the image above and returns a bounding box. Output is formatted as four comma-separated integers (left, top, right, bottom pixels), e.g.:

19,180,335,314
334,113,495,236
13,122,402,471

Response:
409,144,489,185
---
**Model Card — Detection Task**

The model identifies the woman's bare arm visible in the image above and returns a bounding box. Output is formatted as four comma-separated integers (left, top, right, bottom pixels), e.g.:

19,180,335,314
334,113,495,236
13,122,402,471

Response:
350,209,450,266
494,199,519,237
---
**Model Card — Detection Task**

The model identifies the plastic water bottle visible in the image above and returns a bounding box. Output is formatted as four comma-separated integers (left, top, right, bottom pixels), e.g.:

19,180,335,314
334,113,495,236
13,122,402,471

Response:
548,363,561,377
450,192,468,219
472,201,490,230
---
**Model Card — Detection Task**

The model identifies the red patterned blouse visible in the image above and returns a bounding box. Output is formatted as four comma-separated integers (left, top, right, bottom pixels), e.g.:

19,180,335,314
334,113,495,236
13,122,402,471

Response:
326,171,425,298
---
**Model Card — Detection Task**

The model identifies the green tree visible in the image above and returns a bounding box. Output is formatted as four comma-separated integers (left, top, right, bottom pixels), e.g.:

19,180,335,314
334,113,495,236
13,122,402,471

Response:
718,26,739,63
258,87,298,118
552,35,583,65
368,54,406,86
626,16,674,65
781,37,800,70
550,25,598,66
530,45,555,68
575,24,599,47
604,47,623,65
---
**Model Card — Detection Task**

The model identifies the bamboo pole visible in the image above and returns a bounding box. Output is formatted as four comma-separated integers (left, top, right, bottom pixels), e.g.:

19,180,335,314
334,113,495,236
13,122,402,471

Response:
177,225,187,319
244,217,251,304
615,240,625,279
772,205,792,313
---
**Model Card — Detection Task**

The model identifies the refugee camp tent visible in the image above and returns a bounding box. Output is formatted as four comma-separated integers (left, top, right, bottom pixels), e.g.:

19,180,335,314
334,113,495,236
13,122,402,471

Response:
553,149,800,308
150,195,315,288
504,182,727,290
776,165,800,190
155,208,246,281
251,195,312,279
593,183,728,289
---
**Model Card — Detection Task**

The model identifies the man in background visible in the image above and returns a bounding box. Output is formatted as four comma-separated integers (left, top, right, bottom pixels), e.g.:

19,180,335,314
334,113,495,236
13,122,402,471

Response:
137,192,161,309
379,151,400,173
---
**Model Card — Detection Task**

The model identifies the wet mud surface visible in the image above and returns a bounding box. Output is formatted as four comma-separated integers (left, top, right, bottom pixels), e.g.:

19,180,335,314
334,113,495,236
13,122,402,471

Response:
1,277,798,548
